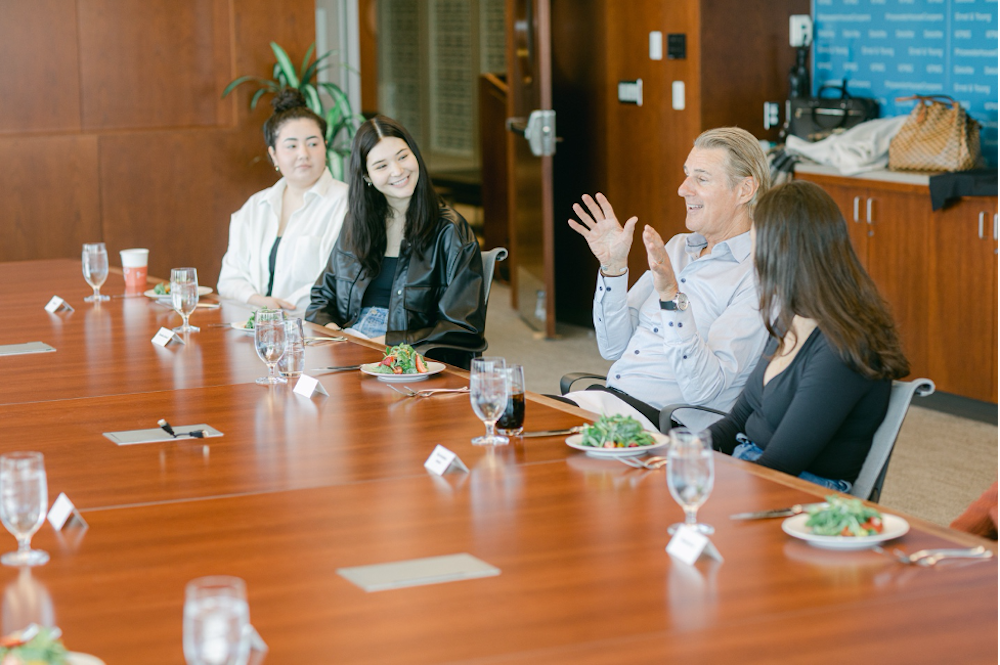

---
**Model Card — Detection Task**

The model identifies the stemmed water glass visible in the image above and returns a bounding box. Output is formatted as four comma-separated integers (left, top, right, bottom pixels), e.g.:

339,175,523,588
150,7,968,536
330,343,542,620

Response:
0,452,50,567
183,576,251,665
171,268,201,333
469,357,509,445
82,242,110,302
666,428,715,535
254,310,287,385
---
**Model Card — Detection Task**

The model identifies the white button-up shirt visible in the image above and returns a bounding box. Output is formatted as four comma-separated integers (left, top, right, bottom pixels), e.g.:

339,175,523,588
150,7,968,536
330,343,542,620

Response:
588,231,767,429
218,170,349,311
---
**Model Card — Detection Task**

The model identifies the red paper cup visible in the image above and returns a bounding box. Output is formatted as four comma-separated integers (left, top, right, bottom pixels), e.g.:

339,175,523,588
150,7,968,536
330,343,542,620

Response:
120,249,149,294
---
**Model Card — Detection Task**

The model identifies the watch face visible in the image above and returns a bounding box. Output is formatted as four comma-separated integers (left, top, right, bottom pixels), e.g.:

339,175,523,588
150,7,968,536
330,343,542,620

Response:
675,292,689,311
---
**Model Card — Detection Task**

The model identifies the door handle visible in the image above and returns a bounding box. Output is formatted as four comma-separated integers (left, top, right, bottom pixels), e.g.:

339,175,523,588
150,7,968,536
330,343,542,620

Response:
978,211,985,239
852,196,860,222
507,109,558,157
866,197,874,236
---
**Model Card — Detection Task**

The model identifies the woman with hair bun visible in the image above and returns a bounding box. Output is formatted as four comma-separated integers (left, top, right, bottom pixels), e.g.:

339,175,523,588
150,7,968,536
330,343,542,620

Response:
709,180,909,491
306,115,486,368
218,88,348,311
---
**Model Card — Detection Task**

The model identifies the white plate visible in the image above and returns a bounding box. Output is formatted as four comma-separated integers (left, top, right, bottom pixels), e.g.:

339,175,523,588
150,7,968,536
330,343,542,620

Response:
359,361,445,382
566,431,670,458
230,322,255,334
781,512,910,550
67,653,106,665
144,286,213,298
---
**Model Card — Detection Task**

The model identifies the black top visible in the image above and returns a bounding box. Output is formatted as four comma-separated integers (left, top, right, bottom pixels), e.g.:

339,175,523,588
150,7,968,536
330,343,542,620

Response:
360,256,398,309
709,328,891,482
266,236,282,297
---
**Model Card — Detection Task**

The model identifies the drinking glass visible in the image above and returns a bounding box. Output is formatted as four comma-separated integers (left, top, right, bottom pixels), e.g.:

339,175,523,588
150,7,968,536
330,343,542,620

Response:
183,576,250,665
496,364,526,436
254,310,287,385
0,453,49,567
171,268,201,333
277,318,305,380
666,429,714,535
469,357,509,445
81,243,110,302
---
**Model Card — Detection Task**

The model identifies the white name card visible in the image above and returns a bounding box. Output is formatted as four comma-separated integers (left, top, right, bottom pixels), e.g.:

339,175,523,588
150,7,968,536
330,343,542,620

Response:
293,375,329,398
44,296,74,313
152,327,185,347
424,445,469,476
666,525,723,565
47,492,88,531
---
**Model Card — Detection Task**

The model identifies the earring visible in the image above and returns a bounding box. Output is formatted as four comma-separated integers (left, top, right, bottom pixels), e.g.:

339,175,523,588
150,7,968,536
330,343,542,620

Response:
363,177,372,187
273,163,280,172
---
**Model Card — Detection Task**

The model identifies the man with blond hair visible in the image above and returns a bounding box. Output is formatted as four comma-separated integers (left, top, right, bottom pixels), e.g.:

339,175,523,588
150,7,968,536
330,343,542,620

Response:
564,127,772,431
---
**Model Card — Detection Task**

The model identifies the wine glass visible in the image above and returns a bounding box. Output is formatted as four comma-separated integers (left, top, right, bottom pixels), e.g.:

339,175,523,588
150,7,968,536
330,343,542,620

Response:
666,428,714,535
171,268,201,333
81,243,110,302
0,452,49,567
183,576,251,665
469,357,509,445
254,310,287,385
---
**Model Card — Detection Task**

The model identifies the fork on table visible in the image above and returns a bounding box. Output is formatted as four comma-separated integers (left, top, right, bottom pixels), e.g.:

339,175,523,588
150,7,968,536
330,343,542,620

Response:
616,456,668,470
388,384,470,398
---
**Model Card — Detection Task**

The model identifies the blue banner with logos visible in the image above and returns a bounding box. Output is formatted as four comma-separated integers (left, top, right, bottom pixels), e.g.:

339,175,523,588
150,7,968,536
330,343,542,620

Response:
812,0,998,167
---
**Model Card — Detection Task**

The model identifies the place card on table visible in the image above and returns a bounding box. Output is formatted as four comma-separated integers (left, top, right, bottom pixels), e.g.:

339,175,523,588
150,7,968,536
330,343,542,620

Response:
337,553,500,592
104,424,223,446
44,296,74,313
47,492,88,531
293,374,329,398
424,445,469,476
0,342,56,357
152,327,185,347
666,525,723,565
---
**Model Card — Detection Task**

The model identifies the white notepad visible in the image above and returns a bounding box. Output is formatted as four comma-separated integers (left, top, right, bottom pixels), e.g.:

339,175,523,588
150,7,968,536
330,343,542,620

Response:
337,553,500,592
0,342,56,356
103,425,223,446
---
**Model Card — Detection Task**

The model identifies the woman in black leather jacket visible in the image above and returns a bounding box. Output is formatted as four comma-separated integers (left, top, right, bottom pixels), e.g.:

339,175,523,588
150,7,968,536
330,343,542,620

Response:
306,115,486,368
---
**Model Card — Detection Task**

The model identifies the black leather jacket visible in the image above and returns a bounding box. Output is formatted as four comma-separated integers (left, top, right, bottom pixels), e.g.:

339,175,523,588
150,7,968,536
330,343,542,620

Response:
306,206,486,360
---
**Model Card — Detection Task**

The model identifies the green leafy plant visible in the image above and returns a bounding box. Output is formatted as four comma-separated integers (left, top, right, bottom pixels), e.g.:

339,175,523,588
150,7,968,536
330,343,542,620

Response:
223,42,363,181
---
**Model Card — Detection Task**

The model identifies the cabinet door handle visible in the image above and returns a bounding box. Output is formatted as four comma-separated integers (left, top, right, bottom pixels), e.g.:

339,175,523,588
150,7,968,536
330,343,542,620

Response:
852,196,861,222
979,211,985,239
866,197,874,236
993,213,997,241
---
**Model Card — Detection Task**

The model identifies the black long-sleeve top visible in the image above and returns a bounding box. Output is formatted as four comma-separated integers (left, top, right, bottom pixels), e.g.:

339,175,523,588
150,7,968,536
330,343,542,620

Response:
709,328,891,482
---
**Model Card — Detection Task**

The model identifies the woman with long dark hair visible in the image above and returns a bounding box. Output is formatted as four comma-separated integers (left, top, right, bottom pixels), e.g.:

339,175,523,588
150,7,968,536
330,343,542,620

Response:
218,88,348,311
306,115,486,367
709,180,909,491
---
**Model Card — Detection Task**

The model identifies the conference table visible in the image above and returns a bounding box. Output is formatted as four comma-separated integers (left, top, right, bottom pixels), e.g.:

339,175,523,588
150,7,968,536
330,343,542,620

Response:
0,258,995,663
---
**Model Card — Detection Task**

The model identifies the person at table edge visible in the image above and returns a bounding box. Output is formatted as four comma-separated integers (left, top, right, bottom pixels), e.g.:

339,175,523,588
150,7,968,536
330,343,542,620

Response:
564,127,771,431
306,115,486,368
709,181,910,490
217,88,349,312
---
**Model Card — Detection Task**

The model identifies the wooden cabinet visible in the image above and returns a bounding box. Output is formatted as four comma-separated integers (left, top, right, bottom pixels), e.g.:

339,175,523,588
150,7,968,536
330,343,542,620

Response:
798,170,998,403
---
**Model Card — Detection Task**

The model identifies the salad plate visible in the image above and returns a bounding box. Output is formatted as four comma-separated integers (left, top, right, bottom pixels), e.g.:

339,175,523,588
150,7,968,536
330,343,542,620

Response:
360,361,445,382
781,512,909,550
565,431,670,458
230,321,255,334
144,286,212,298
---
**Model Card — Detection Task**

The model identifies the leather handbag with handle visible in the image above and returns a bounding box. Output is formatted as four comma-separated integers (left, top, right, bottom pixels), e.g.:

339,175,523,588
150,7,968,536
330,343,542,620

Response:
787,83,879,142
888,95,983,172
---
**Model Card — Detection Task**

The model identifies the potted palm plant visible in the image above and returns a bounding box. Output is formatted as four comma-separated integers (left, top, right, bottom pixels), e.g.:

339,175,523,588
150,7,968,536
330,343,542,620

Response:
223,42,363,181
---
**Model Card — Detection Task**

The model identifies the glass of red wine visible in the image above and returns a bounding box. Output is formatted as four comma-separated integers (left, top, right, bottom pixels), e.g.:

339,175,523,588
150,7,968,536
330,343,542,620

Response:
496,364,525,437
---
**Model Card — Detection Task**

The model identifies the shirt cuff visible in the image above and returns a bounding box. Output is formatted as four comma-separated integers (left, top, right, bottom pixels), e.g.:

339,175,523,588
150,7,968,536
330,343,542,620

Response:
595,269,628,303
658,306,697,343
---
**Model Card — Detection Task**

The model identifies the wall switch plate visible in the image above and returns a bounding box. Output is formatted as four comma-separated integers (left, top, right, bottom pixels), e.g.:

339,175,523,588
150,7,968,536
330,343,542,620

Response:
763,101,780,129
790,15,812,47
618,79,643,106
649,31,663,60
672,81,685,110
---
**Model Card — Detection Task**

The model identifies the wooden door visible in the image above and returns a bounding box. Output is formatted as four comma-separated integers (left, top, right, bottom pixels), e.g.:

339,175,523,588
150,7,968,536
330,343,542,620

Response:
864,185,931,380
927,197,999,401
795,174,869,268
506,0,555,336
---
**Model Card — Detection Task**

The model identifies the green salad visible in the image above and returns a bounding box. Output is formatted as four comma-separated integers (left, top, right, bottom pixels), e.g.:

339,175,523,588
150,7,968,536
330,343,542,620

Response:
153,282,170,295
0,625,68,663
244,312,256,330
579,414,656,449
805,495,884,537
375,343,428,375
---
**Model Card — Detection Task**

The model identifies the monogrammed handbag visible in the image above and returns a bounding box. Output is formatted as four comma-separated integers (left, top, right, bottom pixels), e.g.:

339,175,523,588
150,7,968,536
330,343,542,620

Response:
889,95,983,172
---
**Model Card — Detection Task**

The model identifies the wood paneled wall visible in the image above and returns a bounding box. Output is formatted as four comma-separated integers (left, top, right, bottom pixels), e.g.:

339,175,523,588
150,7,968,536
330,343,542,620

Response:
0,0,317,285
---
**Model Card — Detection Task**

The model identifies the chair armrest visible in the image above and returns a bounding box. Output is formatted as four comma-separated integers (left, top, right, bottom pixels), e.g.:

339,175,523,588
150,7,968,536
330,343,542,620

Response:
559,372,606,395
658,403,728,434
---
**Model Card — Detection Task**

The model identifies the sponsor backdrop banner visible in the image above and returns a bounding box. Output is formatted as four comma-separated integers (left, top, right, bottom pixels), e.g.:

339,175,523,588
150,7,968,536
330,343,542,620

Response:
812,0,998,167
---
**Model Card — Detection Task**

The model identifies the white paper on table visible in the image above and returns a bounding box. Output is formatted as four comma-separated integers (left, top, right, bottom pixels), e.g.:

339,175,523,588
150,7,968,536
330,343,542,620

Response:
44,296,74,313
293,375,329,398
424,445,469,476
666,525,723,565
47,492,88,530
151,327,184,347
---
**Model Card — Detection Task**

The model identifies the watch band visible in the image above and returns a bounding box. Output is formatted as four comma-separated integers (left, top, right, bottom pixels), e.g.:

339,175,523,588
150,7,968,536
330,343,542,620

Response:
600,265,627,277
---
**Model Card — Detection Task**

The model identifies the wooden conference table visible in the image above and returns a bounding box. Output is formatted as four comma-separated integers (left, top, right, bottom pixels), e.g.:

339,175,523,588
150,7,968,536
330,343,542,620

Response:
0,258,995,663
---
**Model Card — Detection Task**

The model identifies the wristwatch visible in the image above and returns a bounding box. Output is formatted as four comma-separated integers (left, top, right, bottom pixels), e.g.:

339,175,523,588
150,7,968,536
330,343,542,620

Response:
659,292,689,311
600,264,627,277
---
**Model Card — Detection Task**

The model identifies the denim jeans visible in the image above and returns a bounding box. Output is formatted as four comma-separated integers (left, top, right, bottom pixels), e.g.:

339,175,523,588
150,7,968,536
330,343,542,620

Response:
732,440,853,493
349,306,388,339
